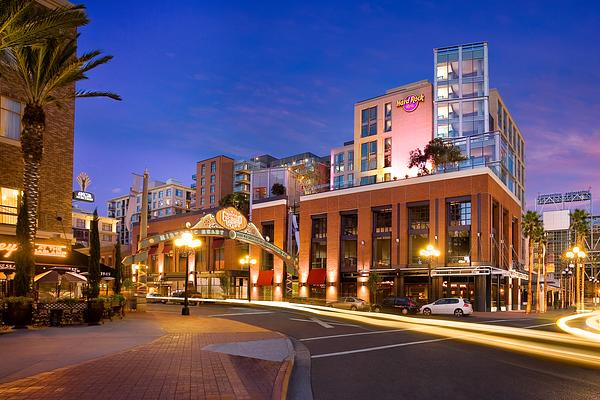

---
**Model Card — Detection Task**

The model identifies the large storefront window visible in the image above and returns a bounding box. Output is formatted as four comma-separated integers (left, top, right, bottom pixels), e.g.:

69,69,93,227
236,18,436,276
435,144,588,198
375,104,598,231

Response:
447,200,471,264
408,203,429,264
340,213,357,272
372,207,391,269
310,216,327,268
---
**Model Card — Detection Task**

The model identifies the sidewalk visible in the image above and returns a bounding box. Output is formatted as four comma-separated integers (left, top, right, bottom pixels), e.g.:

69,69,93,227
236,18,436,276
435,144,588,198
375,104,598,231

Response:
0,311,294,400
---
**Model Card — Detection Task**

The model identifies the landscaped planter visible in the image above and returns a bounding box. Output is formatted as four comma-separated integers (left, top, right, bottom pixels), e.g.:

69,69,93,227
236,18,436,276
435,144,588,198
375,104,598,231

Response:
86,299,104,325
5,298,33,329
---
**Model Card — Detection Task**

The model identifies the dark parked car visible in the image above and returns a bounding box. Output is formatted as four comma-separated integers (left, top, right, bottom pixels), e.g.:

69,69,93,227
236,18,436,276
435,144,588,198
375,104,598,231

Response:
371,297,419,315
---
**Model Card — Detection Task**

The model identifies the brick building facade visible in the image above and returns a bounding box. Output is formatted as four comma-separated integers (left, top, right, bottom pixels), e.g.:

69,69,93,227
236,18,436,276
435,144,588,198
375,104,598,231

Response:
251,169,526,312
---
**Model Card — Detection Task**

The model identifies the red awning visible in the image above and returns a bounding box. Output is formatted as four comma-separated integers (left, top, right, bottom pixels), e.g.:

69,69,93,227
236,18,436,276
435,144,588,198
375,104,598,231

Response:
212,238,224,249
256,270,274,286
148,246,158,255
162,244,172,254
306,268,326,285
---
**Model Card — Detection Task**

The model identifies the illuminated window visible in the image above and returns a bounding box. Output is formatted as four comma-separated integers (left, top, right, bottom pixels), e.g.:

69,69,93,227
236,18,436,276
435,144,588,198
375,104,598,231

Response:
384,137,392,168
360,140,377,171
360,106,377,137
0,187,19,225
384,102,392,132
0,97,22,140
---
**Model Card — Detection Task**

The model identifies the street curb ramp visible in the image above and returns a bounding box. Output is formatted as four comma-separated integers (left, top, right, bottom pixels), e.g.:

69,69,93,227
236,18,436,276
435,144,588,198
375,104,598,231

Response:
272,338,295,400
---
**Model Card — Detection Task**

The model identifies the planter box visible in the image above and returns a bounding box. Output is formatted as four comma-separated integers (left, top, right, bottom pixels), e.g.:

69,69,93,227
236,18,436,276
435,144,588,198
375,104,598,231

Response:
86,300,104,325
6,302,33,329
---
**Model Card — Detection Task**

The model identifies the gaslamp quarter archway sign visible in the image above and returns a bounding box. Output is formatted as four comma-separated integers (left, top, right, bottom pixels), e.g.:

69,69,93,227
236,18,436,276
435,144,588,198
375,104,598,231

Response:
133,207,295,272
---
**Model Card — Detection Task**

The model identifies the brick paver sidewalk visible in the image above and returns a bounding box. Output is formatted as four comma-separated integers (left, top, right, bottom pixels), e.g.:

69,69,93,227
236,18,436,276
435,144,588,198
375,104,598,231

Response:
0,312,291,400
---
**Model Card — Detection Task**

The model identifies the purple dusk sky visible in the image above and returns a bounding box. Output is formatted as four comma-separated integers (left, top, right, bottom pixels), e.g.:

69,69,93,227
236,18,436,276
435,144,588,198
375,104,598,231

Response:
73,1,600,212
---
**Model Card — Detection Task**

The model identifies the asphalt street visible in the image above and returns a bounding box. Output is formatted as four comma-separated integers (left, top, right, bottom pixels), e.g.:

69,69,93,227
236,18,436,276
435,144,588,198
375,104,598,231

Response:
148,303,600,400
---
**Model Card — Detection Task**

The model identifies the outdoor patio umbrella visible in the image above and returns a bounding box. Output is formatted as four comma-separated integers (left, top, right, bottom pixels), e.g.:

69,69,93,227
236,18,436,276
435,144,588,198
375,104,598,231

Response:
34,270,87,298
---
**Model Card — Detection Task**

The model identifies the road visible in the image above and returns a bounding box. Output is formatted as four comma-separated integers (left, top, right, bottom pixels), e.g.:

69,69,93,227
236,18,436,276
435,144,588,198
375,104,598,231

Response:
148,303,600,400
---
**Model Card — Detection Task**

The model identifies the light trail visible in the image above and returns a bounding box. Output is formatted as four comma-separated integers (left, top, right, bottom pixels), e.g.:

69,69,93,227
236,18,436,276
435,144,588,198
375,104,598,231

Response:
148,296,600,367
556,311,600,343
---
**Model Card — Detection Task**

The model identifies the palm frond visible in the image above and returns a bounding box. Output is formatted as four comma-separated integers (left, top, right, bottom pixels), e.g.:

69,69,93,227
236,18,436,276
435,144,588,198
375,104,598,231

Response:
0,1,88,51
76,90,121,101
9,31,120,107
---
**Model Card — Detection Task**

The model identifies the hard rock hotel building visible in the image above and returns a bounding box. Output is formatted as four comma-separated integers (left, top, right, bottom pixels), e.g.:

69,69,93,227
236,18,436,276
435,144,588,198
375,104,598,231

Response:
253,42,527,312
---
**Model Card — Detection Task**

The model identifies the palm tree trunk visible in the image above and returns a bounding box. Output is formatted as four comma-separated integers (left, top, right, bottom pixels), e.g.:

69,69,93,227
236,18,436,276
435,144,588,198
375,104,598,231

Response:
535,250,541,313
20,104,46,245
542,244,547,313
526,239,533,314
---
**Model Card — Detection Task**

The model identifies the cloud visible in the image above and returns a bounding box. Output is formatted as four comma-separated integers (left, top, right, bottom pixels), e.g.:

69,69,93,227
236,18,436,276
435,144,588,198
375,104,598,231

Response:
111,187,122,194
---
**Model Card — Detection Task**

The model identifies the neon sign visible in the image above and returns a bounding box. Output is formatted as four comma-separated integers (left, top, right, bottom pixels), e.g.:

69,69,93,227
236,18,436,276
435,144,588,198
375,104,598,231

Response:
0,242,67,258
396,93,425,112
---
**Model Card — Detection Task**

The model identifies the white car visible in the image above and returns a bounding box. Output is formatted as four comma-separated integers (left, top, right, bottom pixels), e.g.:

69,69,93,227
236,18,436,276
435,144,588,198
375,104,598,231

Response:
420,298,473,317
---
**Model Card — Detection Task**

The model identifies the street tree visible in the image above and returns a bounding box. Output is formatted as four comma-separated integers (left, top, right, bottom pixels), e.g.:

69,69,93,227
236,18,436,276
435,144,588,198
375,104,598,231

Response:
114,242,122,294
13,194,34,297
522,211,542,314
88,209,101,298
10,33,120,244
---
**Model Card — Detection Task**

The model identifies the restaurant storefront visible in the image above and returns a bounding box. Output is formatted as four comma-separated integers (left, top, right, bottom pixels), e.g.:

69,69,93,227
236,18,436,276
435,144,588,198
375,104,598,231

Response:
0,235,114,298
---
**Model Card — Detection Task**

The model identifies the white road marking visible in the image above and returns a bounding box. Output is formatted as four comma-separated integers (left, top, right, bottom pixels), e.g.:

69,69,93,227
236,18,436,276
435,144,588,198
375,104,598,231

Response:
300,328,410,342
523,322,555,329
289,317,334,328
311,317,334,328
311,338,452,358
209,311,273,317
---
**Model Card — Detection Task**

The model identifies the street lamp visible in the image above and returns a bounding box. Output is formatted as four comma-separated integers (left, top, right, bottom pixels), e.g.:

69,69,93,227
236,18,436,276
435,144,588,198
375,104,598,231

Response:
174,231,202,316
566,246,586,312
239,255,257,302
419,244,441,301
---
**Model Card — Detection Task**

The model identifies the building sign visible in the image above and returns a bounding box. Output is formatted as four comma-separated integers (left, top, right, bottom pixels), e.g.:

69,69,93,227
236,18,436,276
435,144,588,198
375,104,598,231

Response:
215,207,248,231
0,261,15,271
0,242,67,258
73,190,95,202
396,94,425,112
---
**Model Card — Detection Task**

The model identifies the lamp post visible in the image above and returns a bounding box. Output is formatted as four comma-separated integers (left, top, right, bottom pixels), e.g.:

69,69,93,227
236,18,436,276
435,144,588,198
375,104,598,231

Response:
239,255,257,302
174,232,202,316
566,246,586,312
419,244,440,301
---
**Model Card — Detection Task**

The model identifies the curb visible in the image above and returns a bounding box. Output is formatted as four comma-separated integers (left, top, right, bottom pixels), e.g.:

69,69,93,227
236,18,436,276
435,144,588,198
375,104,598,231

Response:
272,338,295,400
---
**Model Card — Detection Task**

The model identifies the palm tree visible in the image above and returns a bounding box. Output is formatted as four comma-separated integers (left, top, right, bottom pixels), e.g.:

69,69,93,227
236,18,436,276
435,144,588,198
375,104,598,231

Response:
522,211,542,314
533,225,545,313
570,208,590,309
10,35,120,243
88,209,101,298
0,0,88,52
